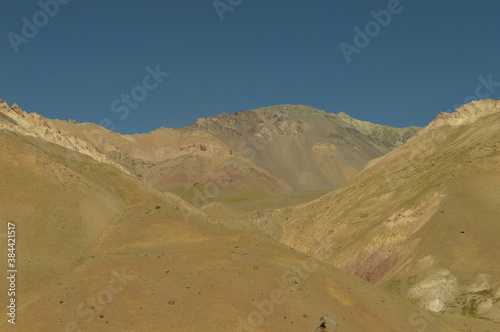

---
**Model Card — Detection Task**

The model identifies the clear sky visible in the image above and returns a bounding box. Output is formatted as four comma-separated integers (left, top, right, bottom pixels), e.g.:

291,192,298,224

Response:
1,0,499,134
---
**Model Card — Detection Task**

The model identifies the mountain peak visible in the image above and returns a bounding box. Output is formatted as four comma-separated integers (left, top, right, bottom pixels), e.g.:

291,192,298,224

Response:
432,99,500,128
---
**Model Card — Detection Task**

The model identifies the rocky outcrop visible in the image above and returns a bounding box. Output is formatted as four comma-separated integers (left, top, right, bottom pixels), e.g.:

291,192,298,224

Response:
0,100,131,175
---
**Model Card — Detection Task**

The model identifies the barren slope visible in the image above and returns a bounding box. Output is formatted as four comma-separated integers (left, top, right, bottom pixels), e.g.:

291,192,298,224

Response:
0,106,495,331
188,105,420,193
270,99,500,323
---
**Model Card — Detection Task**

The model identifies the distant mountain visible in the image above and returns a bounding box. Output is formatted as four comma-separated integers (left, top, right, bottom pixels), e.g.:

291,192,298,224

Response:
188,105,419,192
0,102,419,206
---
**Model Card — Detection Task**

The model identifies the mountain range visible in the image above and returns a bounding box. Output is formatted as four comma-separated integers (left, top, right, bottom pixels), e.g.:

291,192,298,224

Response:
0,99,498,331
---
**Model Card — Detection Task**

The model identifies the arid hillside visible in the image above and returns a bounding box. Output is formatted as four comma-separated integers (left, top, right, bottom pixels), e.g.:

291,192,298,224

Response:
186,105,419,193
1,105,495,331
0,99,498,331
267,99,500,323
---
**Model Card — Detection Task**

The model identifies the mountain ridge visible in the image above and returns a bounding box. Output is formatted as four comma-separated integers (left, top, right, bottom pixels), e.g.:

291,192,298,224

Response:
262,99,500,322
0,100,420,202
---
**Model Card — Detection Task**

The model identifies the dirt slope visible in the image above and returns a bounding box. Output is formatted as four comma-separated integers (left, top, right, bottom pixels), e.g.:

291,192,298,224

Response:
0,107,495,331
270,99,500,323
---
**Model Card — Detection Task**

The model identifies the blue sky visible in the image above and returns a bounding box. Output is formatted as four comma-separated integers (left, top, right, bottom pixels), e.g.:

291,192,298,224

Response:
1,0,499,134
